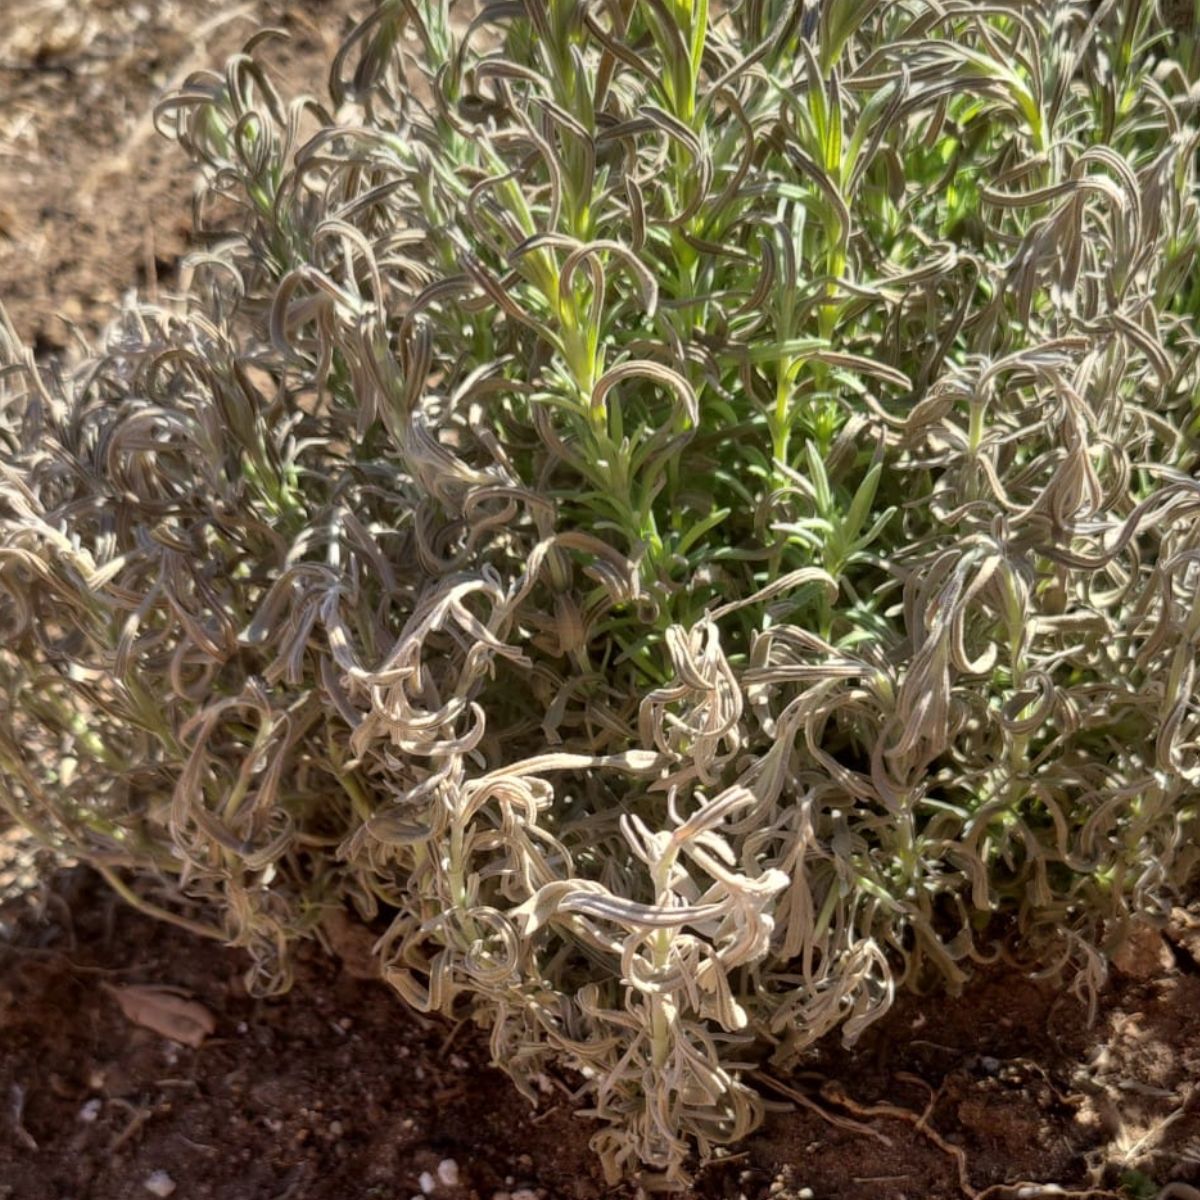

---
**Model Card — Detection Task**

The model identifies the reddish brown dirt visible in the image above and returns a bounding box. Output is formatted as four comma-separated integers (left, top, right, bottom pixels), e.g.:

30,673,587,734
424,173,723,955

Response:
0,0,357,351
2,864,1199,1200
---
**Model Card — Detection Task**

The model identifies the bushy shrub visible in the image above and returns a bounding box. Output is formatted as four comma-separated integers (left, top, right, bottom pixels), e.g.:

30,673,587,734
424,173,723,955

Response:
2,0,1199,1183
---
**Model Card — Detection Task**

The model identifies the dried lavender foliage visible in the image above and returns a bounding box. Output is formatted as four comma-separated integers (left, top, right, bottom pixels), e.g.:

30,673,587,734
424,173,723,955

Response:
3,0,1200,1185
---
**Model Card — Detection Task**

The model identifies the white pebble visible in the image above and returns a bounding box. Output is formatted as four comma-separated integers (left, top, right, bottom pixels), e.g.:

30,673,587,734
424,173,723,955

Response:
78,1098,102,1123
512,1190,539,1200
438,1159,460,1187
143,1172,176,1198
419,1171,437,1195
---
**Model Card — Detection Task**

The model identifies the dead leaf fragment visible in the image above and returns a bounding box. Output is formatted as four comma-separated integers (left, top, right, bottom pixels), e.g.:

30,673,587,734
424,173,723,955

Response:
1168,906,1200,968
1110,925,1173,980
102,984,216,1048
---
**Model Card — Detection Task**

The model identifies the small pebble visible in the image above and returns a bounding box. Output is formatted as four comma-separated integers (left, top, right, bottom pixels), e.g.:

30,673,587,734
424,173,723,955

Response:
437,1159,460,1187
328,1120,344,1138
419,1171,437,1195
78,1098,102,1123
511,1190,539,1200
143,1172,176,1198
798,1189,815,1199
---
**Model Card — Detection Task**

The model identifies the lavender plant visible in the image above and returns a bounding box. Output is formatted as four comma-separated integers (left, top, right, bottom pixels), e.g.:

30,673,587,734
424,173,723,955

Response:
2,0,1200,1183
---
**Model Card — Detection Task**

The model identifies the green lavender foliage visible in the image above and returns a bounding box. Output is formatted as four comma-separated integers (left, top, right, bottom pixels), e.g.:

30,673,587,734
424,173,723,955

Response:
2,0,1200,1184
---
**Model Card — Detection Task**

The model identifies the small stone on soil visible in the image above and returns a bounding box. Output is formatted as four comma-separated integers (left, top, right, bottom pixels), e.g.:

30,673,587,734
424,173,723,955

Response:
437,1158,460,1186
142,1171,176,1197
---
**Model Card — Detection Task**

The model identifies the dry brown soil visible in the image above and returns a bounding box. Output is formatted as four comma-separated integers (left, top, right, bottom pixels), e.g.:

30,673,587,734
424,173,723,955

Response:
0,0,354,350
2,860,1200,1200
2,3,1200,1198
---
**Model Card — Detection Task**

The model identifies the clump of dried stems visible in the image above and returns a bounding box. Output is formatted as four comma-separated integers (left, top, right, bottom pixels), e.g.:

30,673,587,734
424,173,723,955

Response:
2,0,1200,1184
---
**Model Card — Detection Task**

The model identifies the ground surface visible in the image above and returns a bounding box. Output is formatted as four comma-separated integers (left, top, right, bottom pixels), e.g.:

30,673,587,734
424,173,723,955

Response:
3,2,1200,1198
1,858,1200,1200
0,0,354,351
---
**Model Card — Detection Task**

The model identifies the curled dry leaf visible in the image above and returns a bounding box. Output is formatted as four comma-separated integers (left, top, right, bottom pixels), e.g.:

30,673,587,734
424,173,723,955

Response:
102,984,216,1048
